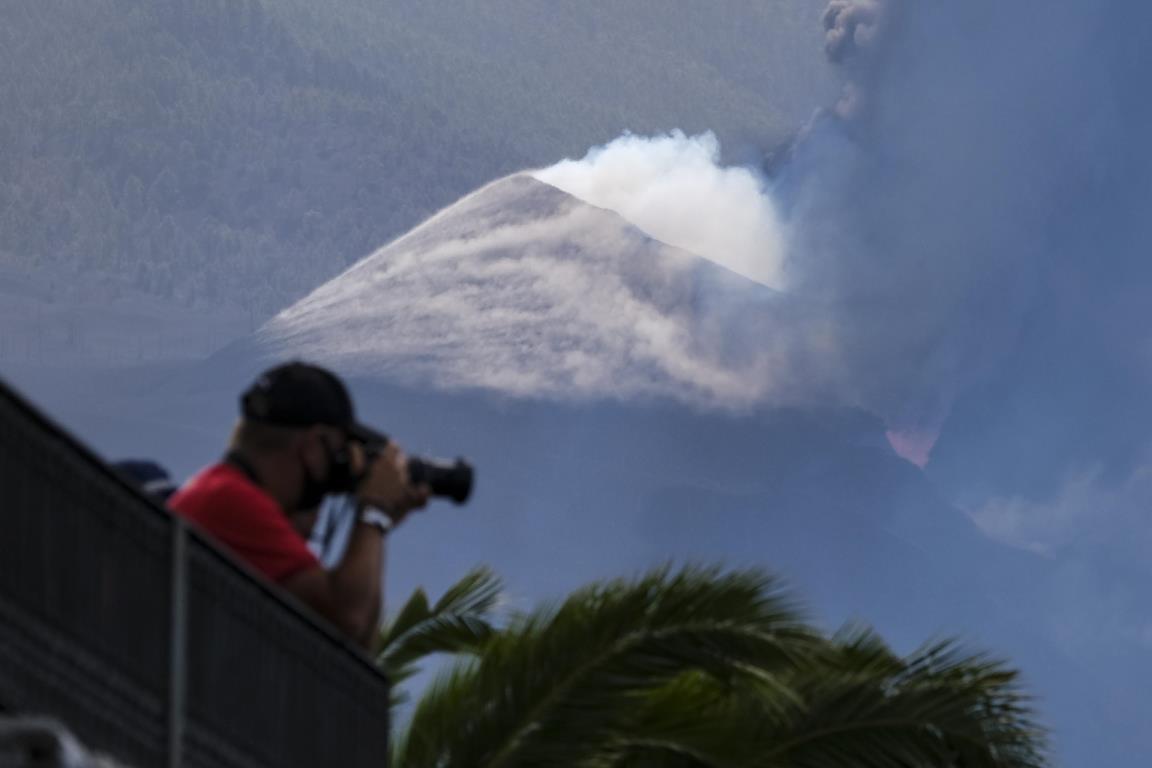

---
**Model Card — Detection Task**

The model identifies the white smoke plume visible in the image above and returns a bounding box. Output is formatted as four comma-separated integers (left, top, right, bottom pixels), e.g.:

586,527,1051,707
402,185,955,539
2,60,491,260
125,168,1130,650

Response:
532,132,787,290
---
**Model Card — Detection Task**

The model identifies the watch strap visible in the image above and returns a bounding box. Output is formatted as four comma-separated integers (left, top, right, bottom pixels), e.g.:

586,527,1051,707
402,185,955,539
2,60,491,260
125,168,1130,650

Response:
359,505,394,535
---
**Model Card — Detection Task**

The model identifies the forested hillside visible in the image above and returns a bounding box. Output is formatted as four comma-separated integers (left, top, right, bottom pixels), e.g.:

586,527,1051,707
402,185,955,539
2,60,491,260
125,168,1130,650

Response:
0,0,830,319
263,0,833,160
0,0,511,312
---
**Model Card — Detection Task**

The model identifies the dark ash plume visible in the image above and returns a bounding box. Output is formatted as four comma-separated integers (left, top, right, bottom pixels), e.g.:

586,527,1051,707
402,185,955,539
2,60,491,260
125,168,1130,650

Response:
775,3,1152,759
822,0,886,64
821,0,894,120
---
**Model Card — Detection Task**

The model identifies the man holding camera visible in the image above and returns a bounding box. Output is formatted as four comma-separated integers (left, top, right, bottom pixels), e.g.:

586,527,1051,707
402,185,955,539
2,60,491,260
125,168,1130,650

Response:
170,362,429,649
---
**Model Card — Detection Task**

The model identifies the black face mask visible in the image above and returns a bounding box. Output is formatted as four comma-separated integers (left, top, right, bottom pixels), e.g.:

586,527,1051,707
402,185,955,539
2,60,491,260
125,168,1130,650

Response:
297,464,329,512
296,439,361,511
325,440,360,494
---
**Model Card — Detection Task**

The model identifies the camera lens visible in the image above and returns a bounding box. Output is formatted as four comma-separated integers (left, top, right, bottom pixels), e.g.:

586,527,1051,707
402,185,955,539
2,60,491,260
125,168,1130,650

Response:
408,457,474,504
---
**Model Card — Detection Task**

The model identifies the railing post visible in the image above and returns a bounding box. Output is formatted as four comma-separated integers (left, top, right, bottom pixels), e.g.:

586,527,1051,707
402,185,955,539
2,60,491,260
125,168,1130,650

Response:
168,519,188,768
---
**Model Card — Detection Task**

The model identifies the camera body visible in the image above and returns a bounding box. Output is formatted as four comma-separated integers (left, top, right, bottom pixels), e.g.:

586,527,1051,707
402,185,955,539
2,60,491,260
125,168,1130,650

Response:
361,434,474,505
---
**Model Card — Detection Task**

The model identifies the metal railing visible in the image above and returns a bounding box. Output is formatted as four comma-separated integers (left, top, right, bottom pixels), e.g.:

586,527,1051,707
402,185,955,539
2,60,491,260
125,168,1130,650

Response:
0,377,391,767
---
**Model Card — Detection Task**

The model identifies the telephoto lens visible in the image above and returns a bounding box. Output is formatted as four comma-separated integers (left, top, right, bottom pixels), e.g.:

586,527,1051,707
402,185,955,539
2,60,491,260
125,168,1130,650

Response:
408,457,474,504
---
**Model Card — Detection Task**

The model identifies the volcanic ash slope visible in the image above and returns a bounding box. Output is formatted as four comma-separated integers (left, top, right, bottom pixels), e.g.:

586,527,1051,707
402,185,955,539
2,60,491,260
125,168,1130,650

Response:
259,174,810,408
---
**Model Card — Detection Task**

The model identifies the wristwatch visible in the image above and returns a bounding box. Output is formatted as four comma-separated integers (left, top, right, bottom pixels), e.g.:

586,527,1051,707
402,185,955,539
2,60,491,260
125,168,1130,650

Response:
358,506,395,535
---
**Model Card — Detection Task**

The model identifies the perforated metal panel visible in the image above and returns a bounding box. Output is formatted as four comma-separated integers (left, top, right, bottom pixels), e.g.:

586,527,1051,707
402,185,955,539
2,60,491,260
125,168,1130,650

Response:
183,541,390,768
0,389,169,767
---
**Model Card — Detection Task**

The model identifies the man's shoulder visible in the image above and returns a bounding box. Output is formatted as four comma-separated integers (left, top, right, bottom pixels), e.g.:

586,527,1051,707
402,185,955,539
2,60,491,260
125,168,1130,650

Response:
170,461,319,583
171,463,278,518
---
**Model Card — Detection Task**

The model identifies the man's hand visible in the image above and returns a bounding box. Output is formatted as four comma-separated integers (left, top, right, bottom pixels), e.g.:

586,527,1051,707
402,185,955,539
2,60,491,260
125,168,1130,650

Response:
356,441,430,525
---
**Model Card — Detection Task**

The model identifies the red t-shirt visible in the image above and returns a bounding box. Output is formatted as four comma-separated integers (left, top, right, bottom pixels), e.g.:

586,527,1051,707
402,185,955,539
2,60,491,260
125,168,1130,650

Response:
170,463,320,583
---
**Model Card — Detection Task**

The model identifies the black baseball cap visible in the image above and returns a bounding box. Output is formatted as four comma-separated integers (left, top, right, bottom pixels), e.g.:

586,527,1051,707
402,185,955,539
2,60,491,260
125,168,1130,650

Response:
240,362,383,443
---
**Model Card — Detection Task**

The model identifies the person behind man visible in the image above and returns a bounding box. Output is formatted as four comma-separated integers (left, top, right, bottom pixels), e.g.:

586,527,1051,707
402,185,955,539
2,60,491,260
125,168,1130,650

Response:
170,362,428,649
112,459,178,503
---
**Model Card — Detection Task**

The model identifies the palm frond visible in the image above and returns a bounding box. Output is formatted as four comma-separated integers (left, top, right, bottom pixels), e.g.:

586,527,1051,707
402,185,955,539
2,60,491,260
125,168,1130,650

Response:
748,633,1049,768
596,634,1047,768
377,567,503,707
393,565,1047,768
433,565,503,616
379,588,433,652
396,564,815,768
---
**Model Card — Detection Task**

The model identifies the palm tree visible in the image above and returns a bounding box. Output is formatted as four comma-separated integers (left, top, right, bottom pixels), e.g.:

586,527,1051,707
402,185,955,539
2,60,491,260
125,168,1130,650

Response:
378,565,1047,768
